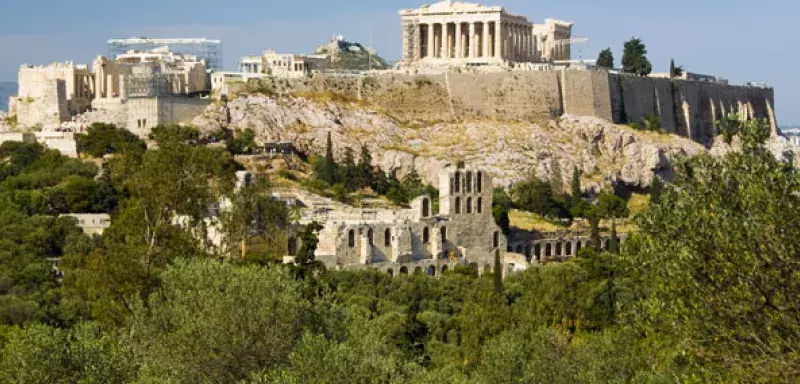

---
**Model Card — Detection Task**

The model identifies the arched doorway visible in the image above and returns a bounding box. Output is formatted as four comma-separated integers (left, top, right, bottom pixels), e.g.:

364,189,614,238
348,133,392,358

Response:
441,265,449,274
399,266,409,275
427,266,435,276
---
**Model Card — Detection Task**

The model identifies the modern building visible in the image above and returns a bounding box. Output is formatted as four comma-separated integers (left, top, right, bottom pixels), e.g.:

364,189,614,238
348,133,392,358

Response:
108,38,223,71
398,1,573,68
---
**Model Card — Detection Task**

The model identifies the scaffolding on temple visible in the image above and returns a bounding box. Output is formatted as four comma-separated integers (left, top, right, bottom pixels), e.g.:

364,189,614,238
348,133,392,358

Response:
107,37,223,71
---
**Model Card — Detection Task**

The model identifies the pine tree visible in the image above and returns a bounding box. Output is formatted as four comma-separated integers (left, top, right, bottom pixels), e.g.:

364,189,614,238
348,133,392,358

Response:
597,48,614,69
322,132,336,185
622,37,652,76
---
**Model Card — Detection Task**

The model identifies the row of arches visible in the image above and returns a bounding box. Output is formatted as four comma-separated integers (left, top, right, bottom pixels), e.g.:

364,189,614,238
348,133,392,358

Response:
452,171,484,194
387,264,451,277
454,196,483,214
347,226,450,248
510,237,626,262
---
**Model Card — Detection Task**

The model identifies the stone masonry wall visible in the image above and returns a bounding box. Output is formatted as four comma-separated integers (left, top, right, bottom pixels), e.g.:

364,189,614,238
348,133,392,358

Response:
240,70,776,144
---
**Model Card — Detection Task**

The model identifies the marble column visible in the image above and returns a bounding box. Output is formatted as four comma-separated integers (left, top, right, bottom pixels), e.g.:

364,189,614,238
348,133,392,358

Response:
468,22,476,58
494,21,502,60
455,22,463,59
482,22,490,58
442,23,450,59
427,23,435,59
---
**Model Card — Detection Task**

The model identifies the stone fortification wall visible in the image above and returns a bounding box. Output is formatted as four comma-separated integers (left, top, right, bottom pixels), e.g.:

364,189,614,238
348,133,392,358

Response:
235,70,775,144
84,97,211,137
249,71,563,122
607,72,776,143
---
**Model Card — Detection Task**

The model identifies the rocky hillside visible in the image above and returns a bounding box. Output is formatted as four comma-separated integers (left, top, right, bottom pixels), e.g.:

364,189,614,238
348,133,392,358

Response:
315,35,390,71
192,94,715,193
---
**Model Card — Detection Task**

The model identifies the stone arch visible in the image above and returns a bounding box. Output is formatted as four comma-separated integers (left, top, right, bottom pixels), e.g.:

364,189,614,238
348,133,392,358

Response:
493,231,500,248
466,171,473,192
545,243,552,257
466,197,473,213
427,265,436,276
388,268,394,277
384,229,391,246
367,229,374,246
525,245,532,261
535,244,541,259
422,198,430,218
454,171,461,192
566,241,573,256
414,266,423,275
455,197,462,214
441,265,449,274
400,266,409,275
556,242,562,256
476,172,483,193
605,239,611,250
469,262,479,273
423,227,430,244
348,230,356,248
288,237,297,256
484,264,492,274
477,197,483,213
440,227,447,243
576,241,582,253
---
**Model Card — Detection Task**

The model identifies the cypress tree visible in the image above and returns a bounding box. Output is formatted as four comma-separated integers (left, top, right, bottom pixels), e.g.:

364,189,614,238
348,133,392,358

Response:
323,132,336,185
493,249,503,294
358,144,373,190
609,221,619,254
571,167,582,202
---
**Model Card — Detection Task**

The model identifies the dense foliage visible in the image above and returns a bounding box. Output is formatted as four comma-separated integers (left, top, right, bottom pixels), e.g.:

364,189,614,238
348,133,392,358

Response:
597,48,615,69
0,119,796,383
621,37,652,76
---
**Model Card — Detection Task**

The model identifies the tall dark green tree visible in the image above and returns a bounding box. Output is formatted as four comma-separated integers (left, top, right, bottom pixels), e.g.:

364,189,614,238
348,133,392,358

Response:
322,132,336,185
357,144,373,190
571,167,582,201
341,147,357,191
493,249,503,294
597,48,614,69
622,38,652,76
669,58,684,78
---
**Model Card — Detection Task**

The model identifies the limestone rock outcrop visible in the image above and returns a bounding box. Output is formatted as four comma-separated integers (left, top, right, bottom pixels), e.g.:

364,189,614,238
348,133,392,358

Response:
192,95,707,191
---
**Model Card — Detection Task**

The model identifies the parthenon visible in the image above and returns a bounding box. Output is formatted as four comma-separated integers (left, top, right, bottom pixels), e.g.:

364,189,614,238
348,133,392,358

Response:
399,1,573,68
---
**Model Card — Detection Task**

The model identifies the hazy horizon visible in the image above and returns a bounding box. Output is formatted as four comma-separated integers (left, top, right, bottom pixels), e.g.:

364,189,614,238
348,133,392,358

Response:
1,0,797,122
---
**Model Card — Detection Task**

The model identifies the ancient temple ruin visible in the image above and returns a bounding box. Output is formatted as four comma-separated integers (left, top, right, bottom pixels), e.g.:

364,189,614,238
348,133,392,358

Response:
398,1,573,69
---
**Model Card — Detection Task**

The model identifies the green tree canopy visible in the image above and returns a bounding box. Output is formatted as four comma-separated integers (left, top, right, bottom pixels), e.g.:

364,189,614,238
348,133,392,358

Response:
597,48,614,69
622,38,652,76
623,119,800,382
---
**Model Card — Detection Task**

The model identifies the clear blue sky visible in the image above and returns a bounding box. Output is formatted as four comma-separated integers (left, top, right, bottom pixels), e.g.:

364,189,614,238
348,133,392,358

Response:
1,0,796,123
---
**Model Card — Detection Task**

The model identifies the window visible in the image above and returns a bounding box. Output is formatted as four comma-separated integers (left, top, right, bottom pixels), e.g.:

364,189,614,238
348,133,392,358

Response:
466,171,473,192
454,172,461,192
455,197,461,214
422,198,430,218
440,227,447,243
493,231,500,248
477,172,484,194
423,227,430,244
466,197,473,214
368,229,374,246
348,230,355,248
288,237,297,256
384,229,391,246
476,197,483,213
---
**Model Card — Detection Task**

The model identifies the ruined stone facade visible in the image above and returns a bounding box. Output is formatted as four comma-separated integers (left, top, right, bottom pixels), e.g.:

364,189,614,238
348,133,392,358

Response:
9,62,93,129
297,168,509,275
398,1,573,69
507,229,628,264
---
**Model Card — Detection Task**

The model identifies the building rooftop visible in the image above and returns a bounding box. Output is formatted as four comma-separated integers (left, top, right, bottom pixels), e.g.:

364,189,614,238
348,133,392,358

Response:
108,37,221,44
